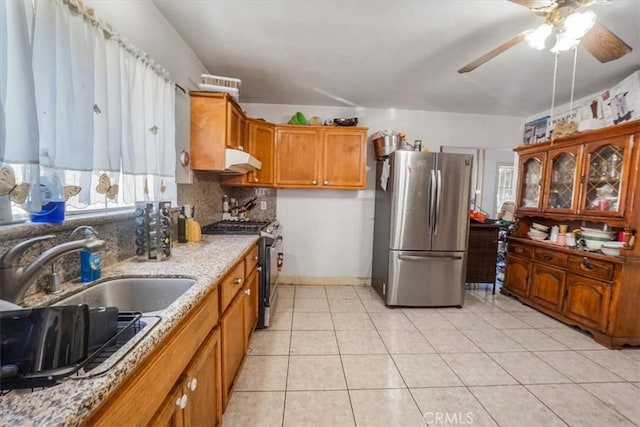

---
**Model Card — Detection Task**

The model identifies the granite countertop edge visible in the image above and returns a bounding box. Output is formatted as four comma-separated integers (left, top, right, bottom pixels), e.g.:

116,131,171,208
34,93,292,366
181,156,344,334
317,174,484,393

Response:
0,234,259,427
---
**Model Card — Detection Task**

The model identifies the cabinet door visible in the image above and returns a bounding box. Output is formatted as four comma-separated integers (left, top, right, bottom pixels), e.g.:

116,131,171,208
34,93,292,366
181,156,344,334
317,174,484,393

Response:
190,94,227,171
149,385,184,427
503,255,531,298
275,128,320,187
578,136,632,217
183,329,222,427
529,263,565,312
247,121,275,186
542,146,582,214
220,294,245,409
516,153,546,212
562,274,611,332
243,268,259,349
226,102,245,150
321,129,367,189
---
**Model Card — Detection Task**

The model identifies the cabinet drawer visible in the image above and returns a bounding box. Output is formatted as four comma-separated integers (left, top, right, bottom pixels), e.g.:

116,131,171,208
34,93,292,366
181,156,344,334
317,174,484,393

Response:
534,248,568,268
244,245,259,277
567,255,614,282
220,262,246,313
508,242,534,259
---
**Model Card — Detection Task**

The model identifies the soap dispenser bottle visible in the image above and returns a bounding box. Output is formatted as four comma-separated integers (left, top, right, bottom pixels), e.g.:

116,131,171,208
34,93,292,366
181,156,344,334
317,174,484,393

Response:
70,226,102,283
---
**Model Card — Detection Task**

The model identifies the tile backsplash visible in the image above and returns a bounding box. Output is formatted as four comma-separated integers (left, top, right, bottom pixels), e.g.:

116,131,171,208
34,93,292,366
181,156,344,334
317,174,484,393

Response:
0,170,278,300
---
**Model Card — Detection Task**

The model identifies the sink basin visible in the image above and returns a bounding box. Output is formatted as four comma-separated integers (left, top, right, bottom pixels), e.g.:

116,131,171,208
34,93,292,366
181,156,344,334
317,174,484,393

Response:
54,277,197,313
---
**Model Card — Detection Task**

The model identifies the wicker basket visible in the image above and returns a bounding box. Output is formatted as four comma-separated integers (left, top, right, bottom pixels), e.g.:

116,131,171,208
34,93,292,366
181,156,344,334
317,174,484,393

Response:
200,74,241,89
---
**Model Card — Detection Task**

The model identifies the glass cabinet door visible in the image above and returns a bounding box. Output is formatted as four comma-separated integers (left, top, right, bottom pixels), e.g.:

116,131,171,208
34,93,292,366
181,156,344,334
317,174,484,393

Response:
580,137,631,216
517,154,545,211
543,147,581,213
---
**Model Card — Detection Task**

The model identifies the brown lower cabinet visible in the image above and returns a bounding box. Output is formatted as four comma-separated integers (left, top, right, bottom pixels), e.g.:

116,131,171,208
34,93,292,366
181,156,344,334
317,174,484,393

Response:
87,244,260,426
150,329,222,427
502,237,639,348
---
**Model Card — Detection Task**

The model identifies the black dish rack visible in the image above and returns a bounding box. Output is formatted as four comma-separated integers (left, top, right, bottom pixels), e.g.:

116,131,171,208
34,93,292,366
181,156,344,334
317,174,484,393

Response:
1,311,157,392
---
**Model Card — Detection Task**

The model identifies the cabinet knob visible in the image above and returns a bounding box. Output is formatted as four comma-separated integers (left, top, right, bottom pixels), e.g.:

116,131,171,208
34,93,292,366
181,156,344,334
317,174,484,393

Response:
254,177,259,183
312,180,317,185
543,253,553,261
176,394,188,409
238,145,244,151
245,288,251,295
254,256,259,261
257,266,262,272
233,277,243,285
323,180,329,185
189,378,198,392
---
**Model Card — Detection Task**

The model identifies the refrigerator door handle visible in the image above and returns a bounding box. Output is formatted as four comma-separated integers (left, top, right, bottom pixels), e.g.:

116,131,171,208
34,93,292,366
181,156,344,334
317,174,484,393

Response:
398,255,464,261
429,170,437,233
434,169,443,235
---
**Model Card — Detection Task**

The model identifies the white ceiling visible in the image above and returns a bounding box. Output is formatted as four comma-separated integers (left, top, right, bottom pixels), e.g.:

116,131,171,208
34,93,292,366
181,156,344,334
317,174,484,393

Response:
152,0,640,117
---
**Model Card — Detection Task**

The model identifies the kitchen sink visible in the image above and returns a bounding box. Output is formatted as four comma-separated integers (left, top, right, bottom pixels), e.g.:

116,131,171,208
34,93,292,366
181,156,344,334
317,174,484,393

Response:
54,277,197,314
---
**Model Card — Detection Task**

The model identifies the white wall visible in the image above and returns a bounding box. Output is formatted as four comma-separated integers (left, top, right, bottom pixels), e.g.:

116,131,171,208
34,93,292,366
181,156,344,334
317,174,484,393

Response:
85,0,209,184
243,103,524,283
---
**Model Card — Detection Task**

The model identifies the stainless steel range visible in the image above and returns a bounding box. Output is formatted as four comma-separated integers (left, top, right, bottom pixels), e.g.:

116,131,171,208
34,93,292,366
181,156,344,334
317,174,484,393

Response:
201,220,282,328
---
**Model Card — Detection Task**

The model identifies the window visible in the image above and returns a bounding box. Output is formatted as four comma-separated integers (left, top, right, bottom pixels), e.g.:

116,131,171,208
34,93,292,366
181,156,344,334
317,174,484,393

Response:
496,163,515,216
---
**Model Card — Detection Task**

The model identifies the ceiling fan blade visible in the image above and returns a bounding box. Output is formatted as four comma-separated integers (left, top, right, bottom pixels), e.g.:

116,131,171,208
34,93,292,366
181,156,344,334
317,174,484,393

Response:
580,22,632,63
458,33,528,73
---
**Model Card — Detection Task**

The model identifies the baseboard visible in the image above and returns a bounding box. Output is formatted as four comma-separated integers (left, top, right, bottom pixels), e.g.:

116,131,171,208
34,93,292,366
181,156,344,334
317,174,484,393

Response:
279,276,371,286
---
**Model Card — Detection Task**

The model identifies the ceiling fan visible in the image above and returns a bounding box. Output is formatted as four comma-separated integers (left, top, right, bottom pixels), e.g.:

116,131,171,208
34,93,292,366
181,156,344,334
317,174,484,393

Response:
458,0,632,73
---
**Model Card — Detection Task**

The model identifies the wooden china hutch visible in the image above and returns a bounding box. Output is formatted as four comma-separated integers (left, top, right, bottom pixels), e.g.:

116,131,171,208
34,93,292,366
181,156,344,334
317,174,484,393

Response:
502,120,640,348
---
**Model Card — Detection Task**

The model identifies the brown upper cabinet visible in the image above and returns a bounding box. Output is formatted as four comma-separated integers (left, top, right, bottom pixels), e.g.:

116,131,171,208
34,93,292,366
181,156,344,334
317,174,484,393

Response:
275,125,367,190
190,92,246,171
514,121,640,226
221,119,275,187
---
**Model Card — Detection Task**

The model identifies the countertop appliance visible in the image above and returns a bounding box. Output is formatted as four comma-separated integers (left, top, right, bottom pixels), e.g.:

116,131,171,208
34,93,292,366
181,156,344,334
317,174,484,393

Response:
372,151,472,307
0,306,156,391
201,220,282,328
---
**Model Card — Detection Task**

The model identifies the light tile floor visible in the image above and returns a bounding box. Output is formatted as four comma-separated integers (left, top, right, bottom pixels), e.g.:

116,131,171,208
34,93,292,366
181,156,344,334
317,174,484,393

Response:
222,284,640,427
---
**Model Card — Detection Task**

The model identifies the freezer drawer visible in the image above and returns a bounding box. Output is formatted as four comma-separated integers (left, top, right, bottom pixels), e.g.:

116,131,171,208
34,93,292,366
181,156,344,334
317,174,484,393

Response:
385,250,466,307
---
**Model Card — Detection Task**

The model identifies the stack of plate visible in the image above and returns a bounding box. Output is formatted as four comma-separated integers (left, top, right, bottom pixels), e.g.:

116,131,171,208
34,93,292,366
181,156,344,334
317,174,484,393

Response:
601,241,624,256
580,227,616,250
528,229,548,241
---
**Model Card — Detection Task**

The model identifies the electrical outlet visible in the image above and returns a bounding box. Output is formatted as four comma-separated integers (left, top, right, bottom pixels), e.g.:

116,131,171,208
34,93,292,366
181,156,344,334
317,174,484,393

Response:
260,200,267,210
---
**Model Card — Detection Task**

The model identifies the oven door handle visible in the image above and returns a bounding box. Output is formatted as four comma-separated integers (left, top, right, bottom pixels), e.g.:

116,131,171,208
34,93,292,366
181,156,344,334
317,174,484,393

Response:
270,236,283,250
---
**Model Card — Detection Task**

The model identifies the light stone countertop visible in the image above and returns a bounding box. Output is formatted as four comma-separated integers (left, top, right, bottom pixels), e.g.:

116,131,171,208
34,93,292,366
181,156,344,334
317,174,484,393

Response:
0,234,258,427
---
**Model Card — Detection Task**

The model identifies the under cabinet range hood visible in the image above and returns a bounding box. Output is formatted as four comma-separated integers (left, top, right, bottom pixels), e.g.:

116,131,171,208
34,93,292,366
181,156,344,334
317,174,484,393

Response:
224,148,262,174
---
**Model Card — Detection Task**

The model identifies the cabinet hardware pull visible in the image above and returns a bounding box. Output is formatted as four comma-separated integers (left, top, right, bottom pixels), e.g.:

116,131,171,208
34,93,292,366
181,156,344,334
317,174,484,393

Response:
312,180,317,185
257,266,262,272
177,394,188,409
189,378,198,392
543,254,553,261
233,277,243,285
581,258,595,270
238,145,244,150
254,256,259,261
515,247,523,253
245,288,251,295
254,178,259,183
324,180,329,185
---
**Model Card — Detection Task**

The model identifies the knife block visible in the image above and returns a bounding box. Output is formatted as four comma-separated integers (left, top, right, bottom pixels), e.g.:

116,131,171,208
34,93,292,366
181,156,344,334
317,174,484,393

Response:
134,201,172,261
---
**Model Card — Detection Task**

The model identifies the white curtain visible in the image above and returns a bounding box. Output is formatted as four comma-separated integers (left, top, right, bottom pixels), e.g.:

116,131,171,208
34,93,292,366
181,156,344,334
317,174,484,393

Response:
0,0,176,221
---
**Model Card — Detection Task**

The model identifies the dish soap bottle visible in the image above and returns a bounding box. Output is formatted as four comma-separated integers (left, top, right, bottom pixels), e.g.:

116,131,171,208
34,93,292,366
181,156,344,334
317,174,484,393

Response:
70,226,102,283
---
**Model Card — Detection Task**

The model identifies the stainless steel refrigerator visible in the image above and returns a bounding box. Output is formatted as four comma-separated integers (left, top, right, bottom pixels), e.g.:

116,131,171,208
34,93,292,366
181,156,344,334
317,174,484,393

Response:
372,151,473,307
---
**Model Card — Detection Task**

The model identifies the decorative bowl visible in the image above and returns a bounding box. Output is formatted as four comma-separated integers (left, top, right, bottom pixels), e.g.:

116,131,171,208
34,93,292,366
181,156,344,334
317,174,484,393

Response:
531,222,550,232
601,246,621,256
527,231,548,241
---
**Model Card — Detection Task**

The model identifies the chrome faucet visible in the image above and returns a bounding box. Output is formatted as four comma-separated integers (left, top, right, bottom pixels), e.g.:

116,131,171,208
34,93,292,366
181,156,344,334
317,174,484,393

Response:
0,233,106,304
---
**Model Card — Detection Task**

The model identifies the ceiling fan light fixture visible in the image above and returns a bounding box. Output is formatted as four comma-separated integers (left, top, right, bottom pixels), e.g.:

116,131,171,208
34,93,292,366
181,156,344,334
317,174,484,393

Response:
526,23,553,50
550,31,580,52
564,9,597,39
